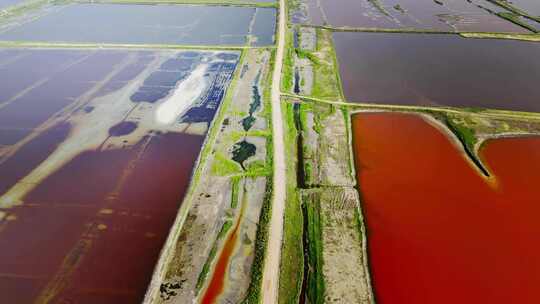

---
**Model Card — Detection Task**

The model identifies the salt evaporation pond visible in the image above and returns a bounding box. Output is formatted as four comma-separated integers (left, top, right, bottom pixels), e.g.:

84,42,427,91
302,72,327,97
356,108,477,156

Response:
352,112,540,304
510,0,540,16
294,0,527,32
333,32,540,112
0,0,25,9
0,4,276,46
251,8,278,46
0,48,239,303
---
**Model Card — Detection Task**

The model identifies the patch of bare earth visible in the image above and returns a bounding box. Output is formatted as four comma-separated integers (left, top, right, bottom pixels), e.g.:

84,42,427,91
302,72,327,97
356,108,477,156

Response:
153,49,272,304
298,101,374,303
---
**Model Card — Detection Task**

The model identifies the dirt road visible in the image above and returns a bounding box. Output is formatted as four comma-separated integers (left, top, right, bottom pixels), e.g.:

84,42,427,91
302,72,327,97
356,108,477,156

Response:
261,0,286,302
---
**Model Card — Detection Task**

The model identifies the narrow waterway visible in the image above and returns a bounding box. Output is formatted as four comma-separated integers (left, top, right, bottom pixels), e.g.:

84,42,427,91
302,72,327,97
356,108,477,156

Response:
200,184,247,304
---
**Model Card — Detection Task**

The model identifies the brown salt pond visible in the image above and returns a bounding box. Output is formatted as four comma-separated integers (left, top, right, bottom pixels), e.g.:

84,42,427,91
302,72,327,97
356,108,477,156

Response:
0,48,240,303
334,32,540,112
0,132,204,303
352,112,540,304
297,0,528,32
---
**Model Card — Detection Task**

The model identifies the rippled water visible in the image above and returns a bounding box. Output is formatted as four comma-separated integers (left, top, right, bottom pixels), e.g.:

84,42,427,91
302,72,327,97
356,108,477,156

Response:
0,4,276,46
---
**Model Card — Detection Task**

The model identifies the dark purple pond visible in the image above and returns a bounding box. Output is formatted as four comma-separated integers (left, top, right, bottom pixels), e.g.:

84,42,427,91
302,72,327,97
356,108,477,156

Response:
333,32,540,112
298,0,529,33
0,48,239,303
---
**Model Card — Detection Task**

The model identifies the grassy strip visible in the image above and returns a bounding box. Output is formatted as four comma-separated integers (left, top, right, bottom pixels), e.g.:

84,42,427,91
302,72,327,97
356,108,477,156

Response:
487,0,540,24
342,107,355,179
460,32,540,42
325,29,346,101
75,0,277,8
230,176,241,208
286,28,342,100
308,29,342,100
302,193,325,304
283,92,540,121
445,117,478,151
262,48,276,123
423,110,490,176
281,25,295,93
242,180,273,303
286,0,300,20
422,110,478,152
278,101,304,304
496,12,538,33
238,48,275,302
212,152,243,176
301,23,540,36
302,24,456,34
195,220,234,292
441,115,490,177
368,0,391,17
0,40,263,50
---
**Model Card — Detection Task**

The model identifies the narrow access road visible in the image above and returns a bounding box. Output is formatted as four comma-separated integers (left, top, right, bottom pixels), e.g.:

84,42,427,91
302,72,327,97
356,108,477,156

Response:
261,0,286,301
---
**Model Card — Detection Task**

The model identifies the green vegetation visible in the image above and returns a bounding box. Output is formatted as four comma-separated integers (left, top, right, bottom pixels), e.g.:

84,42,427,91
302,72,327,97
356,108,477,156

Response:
295,48,319,64
238,48,274,303
421,110,491,176
167,49,247,245
278,101,304,304
230,176,241,208
310,24,455,34
367,0,391,17
496,12,538,33
393,4,405,14
242,182,273,303
212,152,243,176
246,159,271,176
286,28,343,100
286,0,301,19
342,107,355,178
302,193,325,304
76,0,278,8
488,0,540,24
282,25,295,92
445,116,478,152
309,29,343,100
159,50,250,300
0,40,257,50
196,219,234,292
460,32,540,42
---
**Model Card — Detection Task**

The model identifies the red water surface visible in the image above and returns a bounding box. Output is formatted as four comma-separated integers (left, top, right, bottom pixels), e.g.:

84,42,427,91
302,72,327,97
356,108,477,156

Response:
0,131,204,303
0,123,71,194
352,112,540,304
200,218,241,304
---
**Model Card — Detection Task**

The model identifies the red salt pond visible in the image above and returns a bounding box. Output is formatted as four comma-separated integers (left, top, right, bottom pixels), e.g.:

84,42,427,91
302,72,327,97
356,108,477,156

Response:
352,112,540,304
200,220,241,304
0,123,71,194
0,131,204,303
200,191,247,304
